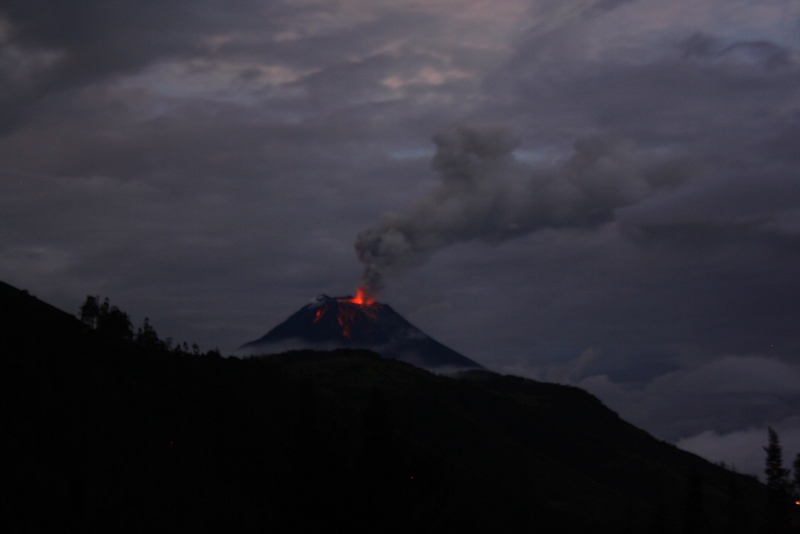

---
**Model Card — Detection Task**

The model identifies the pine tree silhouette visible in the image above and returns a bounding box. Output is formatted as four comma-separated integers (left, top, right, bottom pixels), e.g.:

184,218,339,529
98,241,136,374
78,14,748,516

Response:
764,427,791,534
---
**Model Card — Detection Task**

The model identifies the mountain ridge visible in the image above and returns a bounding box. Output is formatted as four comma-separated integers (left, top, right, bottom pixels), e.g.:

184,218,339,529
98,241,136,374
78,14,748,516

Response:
241,294,483,371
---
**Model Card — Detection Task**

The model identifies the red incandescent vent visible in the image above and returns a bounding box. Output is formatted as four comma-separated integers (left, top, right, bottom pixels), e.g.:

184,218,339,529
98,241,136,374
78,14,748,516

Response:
306,290,379,340
349,287,374,306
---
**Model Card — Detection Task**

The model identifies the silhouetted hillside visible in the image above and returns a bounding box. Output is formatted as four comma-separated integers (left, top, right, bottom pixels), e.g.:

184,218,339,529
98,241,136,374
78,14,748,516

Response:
0,282,767,533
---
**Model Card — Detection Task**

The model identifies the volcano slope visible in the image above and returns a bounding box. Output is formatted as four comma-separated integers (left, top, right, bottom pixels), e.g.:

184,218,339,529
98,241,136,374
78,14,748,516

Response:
1,281,768,533
240,294,483,371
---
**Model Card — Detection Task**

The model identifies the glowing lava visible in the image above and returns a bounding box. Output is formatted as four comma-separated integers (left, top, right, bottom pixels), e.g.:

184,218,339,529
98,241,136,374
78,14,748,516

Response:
349,287,375,306
338,307,356,338
313,307,327,324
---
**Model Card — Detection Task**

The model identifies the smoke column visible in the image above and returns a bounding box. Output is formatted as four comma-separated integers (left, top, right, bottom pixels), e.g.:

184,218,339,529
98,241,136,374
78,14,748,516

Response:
355,125,686,296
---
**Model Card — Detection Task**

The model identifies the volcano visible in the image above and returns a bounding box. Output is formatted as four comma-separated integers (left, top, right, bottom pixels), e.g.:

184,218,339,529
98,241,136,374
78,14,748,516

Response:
240,295,483,371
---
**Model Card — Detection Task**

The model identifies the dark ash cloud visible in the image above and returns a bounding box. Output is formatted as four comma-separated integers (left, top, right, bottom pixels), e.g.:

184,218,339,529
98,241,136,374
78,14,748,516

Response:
355,125,687,294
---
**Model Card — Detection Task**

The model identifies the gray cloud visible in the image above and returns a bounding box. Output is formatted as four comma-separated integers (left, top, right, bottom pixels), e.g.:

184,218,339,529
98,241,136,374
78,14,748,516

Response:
677,419,800,477
565,356,800,475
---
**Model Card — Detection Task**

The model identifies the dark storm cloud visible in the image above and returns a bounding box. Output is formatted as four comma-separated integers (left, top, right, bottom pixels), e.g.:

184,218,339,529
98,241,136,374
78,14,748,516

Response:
0,0,483,132
1,2,184,130
494,14,800,151
0,0,308,132
475,8,800,350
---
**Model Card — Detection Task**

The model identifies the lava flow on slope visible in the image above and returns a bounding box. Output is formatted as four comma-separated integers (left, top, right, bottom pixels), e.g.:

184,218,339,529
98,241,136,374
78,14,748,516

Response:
240,292,482,371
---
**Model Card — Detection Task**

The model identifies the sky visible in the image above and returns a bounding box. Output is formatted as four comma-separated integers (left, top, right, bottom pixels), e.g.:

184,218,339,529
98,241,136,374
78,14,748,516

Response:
2,0,800,476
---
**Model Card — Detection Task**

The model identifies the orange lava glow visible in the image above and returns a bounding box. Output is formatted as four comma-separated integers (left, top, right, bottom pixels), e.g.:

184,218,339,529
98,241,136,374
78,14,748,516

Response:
337,306,357,339
349,287,375,306
313,307,327,324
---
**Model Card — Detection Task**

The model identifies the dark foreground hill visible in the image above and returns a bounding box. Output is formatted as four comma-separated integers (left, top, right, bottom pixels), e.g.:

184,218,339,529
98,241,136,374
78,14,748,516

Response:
0,281,768,533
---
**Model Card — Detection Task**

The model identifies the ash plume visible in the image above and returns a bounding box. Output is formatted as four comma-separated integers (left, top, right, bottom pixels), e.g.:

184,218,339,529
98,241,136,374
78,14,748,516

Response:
355,125,687,295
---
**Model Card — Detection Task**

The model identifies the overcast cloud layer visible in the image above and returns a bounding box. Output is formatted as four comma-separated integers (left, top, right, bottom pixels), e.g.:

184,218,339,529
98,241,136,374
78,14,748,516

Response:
2,0,800,475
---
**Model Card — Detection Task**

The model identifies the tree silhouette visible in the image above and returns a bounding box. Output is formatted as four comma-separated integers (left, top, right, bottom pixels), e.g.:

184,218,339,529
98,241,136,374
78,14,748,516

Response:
79,295,133,342
135,317,160,350
96,299,133,341
764,427,791,534
79,295,100,328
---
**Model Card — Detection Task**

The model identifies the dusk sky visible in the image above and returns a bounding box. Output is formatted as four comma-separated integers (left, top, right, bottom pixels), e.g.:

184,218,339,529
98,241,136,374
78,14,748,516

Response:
2,0,800,475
